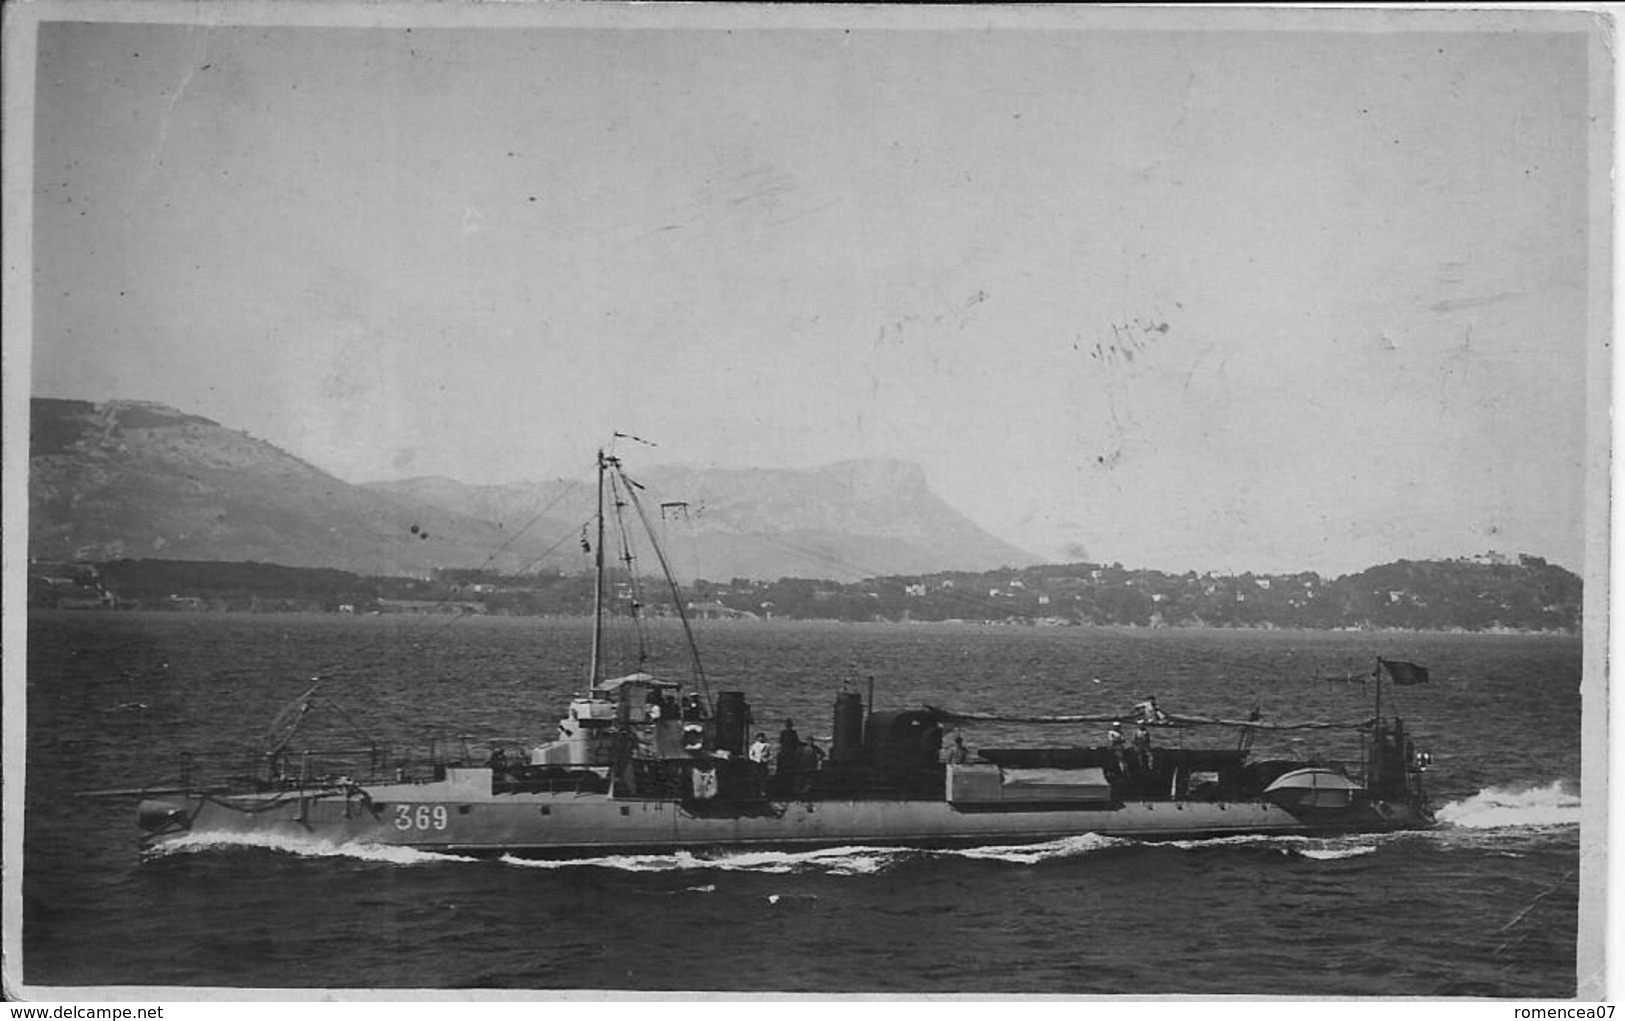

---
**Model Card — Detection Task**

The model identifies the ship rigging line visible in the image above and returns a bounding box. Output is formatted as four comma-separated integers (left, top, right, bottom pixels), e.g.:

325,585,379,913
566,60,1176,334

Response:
612,459,711,709
216,460,603,772
291,460,598,689
255,679,378,761
469,467,590,571
516,519,596,576
607,471,652,670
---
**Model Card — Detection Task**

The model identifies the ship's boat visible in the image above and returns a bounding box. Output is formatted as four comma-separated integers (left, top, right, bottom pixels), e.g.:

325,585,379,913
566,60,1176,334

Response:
114,448,1437,856
1263,768,1362,810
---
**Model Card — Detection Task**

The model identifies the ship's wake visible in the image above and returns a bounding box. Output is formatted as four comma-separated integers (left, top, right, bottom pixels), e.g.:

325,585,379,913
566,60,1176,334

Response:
494,833,1145,873
501,830,1379,872
141,782,1580,872
497,845,912,875
1434,780,1581,830
946,832,1130,863
917,831,1380,863
144,828,1387,873
1158,832,1384,860
141,830,480,866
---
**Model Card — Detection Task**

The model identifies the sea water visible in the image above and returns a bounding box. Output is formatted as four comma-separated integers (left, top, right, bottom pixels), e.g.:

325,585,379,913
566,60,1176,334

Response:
20,612,1583,995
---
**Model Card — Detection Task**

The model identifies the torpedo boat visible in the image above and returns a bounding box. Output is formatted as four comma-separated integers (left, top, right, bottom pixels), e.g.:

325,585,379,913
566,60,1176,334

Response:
129,449,1436,856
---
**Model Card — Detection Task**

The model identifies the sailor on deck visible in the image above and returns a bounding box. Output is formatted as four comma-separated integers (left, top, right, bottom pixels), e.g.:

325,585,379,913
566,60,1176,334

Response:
1107,721,1129,774
1135,696,1168,723
1133,722,1154,772
794,739,825,794
682,693,708,722
777,719,801,775
748,733,771,795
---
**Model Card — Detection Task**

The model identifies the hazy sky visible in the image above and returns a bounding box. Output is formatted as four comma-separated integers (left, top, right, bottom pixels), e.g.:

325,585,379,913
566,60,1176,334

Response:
23,7,1604,575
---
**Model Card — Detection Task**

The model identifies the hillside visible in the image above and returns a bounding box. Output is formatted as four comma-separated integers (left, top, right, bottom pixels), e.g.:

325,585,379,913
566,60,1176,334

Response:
29,398,1036,581
368,459,1037,582
27,399,569,575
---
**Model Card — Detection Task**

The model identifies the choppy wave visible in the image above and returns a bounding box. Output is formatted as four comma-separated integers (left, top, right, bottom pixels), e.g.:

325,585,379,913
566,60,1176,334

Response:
142,830,479,865
1435,781,1581,830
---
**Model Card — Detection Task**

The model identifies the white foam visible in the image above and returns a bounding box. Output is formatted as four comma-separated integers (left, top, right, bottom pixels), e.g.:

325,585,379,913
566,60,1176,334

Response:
496,850,691,872
945,832,1128,863
698,844,908,874
1297,845,1378,861
144,830,479,865
497,844,908,875
497,831,1371,871
1160,832,1388,860
1163,832,1301,852
927,831,1380,864
500,834,1134,871
1435,781,1582,830
144,811,1454,873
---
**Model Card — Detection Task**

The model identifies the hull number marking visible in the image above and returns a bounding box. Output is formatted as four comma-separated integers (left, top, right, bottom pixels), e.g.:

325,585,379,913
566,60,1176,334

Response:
394,804,449,831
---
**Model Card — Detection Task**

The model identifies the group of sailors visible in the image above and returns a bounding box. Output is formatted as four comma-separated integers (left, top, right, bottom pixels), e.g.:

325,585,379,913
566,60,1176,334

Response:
747,719,827,794
645,690,709,724
926,696,1169,774
644,688,1176,790
1108,695,1169,773
645,689,712,752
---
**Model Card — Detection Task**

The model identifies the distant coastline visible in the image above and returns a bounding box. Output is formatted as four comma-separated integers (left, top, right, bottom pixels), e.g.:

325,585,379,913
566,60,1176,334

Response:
27,554,1582,635
29,605,1582,638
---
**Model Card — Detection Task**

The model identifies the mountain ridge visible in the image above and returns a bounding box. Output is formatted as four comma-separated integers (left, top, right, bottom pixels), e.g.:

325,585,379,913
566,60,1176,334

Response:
364,456,1037,581
29,398,1038,581
29,397,555,575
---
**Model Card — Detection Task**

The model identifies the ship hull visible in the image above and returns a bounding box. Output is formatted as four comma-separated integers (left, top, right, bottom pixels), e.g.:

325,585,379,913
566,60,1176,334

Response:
139,775,1430,857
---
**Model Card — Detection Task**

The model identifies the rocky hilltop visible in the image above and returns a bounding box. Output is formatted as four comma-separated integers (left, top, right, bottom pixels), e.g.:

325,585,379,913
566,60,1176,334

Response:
29,398,1037,581
369,459,1035,582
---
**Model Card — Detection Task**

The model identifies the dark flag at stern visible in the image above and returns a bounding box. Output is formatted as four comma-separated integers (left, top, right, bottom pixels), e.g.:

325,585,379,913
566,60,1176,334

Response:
1378,658,1430,685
